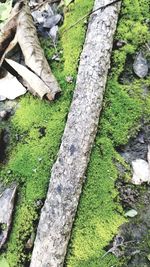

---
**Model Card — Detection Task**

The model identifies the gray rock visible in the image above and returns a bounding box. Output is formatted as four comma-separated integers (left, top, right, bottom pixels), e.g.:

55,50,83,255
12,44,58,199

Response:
133,52,148,78
49,25,58,43
0,184,17,249
43,14,62,29
25,232,35,250
66,76,73,83
116,39,127,48
0,95,6,101
0,110,7,120
131,145,150,185
132,159,150,185
125,209,138,218
32,10,45,24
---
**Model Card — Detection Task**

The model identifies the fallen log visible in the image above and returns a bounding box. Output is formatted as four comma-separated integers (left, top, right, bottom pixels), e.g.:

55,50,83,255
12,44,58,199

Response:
30,0,121,266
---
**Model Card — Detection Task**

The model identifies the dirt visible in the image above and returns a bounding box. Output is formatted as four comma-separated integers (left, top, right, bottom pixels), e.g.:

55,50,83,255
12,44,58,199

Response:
0,100,17,164
116,123,150,164
106,123,150,267
0,129,9,163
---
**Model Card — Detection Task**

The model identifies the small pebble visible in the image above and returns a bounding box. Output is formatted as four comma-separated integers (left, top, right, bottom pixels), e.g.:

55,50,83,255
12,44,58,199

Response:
66,76,73,83
125,209,138,218
0,110,7,120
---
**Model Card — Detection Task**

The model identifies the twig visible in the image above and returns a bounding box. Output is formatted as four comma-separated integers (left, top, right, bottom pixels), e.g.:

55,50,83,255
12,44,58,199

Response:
62,0,121,35
101,239,137,259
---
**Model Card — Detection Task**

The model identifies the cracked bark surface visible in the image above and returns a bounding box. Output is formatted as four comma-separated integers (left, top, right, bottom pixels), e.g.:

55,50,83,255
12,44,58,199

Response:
30,1,121,266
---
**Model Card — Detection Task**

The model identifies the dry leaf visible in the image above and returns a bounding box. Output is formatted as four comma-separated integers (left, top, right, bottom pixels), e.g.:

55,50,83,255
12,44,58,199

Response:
0,71,26,100
6,58,55,99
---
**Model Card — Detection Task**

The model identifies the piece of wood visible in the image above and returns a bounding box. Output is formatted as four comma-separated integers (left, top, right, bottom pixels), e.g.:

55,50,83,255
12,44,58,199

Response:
30,0,122,266
16,0,61,100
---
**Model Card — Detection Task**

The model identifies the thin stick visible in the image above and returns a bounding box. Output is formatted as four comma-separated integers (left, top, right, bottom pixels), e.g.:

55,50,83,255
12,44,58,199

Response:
62,0,121,35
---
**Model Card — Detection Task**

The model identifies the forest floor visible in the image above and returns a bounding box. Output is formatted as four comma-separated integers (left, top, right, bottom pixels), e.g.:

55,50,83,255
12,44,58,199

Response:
0,0,150,267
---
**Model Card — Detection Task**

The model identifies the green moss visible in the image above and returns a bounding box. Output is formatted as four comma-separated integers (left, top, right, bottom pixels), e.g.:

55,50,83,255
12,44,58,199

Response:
66,138,125,267
65,0,150,266
0,0,149,266
61,1,93,76
99,80,143,145
5,204,37,267
0,0,94,266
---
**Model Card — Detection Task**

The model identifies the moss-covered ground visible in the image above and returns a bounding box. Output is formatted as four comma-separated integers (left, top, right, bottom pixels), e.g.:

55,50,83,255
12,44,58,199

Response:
0,1,94,266
65,0,150,267
0,0,149,266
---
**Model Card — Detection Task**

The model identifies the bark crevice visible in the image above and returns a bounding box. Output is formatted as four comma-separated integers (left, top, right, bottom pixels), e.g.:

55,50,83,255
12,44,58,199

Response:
30,1,121,266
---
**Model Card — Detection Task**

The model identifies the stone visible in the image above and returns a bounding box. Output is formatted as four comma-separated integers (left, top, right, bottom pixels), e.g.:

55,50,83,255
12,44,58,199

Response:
51,54,60,61
133,52,148,78
0,110,7,120
0,184,17,249
116,39,127,48
49,25,58,43
43,14,62,29
66,76,73,83
32,10,45,24
25,232,35,250
125,209,138,218
0,95,6,102
31,1,62,39
132,159,150,185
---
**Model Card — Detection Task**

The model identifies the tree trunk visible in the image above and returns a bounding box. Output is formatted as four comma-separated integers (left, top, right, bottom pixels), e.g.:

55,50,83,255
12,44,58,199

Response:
30,1,121,266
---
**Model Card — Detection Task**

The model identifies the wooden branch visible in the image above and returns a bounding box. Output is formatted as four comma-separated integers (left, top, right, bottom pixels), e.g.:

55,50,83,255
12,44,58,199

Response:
62,0,121,35
30,1,122,266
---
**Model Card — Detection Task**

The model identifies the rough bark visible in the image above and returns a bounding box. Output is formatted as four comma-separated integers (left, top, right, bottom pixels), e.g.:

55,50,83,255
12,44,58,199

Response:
30,1,121,266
